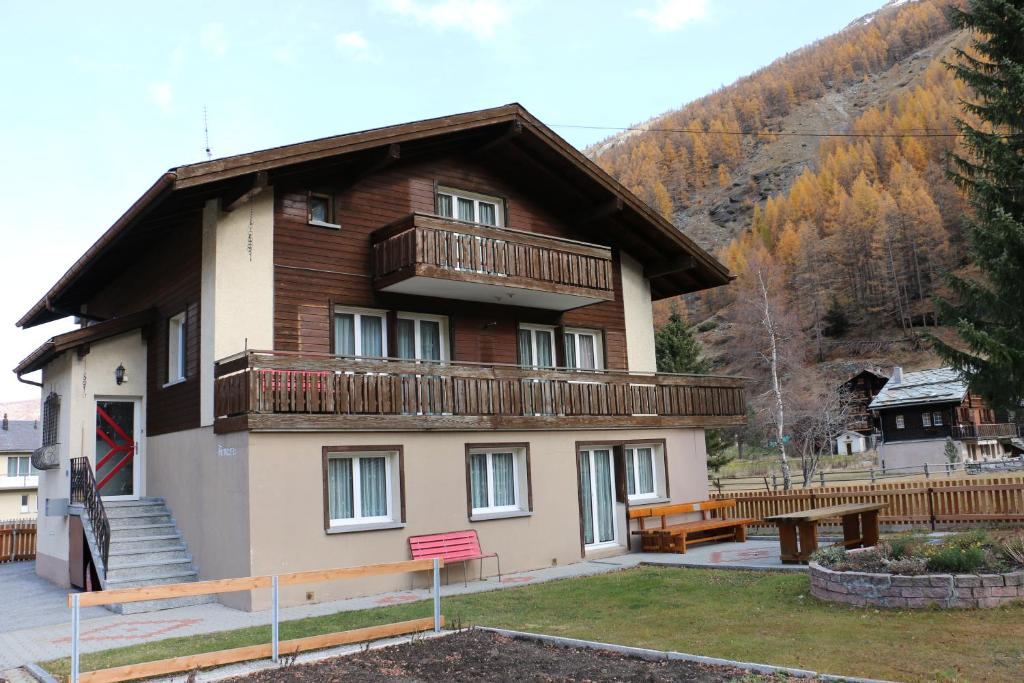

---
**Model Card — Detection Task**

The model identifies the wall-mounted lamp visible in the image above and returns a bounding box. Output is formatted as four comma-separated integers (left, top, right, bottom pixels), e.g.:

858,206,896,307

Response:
115,363,127,386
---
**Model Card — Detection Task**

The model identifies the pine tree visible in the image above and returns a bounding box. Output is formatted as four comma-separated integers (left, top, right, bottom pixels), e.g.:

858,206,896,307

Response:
655,307,711,374
822,296,850,337
931,0,1024,411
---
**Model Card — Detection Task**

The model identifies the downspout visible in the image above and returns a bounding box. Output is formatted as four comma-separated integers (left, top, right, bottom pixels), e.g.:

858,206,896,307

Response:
17,373,43,388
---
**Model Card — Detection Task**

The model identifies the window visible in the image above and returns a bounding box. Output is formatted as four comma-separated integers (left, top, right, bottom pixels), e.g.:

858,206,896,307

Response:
563,328,604,371
467,445,530,518
324,448,403,529
933,412,943,427
333,308,387,357
42,392,60,448
308,193,339,228
518,324,556,368
20,495,29,514
625,444,665,502
167,312,186,384
895,415,905,429
7,456,32,477
396,313,448,362
922,413,932,427
436,186,504,227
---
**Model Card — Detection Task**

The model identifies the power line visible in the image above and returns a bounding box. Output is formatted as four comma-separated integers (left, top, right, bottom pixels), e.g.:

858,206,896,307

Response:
551,123,1021,139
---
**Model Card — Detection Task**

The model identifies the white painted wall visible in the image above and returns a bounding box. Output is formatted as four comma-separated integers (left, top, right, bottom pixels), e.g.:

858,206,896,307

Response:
200,191,275,426
620,251,657,373
835,432,869,455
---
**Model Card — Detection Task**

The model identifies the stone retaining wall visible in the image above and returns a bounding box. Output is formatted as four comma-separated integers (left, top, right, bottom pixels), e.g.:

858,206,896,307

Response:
809,562,1024,609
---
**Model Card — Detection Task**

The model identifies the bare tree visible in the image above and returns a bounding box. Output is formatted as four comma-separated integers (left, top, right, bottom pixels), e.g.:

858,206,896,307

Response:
757,268,793,489
791,382,854,488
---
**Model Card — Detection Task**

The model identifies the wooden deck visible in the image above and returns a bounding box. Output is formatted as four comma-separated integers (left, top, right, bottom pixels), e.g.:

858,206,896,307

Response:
213,350,747,432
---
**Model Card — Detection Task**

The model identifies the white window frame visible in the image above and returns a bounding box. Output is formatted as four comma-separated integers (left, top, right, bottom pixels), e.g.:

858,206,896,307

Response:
166,311,186,385
395,312,449,362
20,495,29,514
895,414,905,429
327,452,396,528
308,192,341,229
333,306,389,358
563,327,604,371
579,446,619,549
625,444,665,503
468,447,529,518
436,186,504,227
932,411,943,426
518,324,556,369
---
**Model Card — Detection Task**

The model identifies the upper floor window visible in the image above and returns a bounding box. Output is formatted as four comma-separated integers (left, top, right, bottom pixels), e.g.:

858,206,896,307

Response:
334,307,387,358
436,186,504,227
167,311,186,384
396,313,448,362
308,192,340,229
564,328,604,371
6,456,35,477
518,324,555,369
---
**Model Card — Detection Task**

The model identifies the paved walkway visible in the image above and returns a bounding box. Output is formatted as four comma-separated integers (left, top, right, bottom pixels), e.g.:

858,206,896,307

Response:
0,541,796,669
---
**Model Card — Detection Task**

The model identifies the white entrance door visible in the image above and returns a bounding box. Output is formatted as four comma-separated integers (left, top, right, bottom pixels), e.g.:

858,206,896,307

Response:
95,398,141,500
579,447,617,549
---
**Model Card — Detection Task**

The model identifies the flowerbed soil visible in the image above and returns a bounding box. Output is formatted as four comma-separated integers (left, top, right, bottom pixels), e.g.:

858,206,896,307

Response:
226,630,805,682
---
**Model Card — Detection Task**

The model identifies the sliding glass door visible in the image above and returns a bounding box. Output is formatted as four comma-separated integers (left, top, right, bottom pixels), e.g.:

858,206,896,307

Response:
578,447,617,548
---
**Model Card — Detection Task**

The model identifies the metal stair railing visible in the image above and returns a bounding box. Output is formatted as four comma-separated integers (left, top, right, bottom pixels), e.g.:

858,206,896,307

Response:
70,457,111,578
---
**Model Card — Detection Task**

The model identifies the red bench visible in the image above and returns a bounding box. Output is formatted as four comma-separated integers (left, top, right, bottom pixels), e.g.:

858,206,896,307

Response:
409,530,501,586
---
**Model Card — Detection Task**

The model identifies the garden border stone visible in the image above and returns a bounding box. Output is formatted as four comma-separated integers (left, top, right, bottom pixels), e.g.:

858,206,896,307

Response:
810,563,1024,609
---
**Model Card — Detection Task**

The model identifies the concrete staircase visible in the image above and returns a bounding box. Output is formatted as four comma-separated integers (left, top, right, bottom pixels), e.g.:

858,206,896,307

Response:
79,498,215,614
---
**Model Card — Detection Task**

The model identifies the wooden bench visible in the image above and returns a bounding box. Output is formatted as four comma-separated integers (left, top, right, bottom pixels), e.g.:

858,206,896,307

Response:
409,530,501,586
628,499,755,554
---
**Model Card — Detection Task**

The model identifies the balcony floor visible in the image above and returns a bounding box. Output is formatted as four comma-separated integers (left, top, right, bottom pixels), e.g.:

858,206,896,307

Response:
379,274,607,310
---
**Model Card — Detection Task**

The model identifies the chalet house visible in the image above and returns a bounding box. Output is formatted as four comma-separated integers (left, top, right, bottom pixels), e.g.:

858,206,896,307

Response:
840,367,888,437
869,366,1017,469
13,105,745,611
0,415,40,519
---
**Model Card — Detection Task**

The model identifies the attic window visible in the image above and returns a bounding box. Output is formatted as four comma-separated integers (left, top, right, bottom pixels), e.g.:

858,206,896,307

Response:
308,193,340,229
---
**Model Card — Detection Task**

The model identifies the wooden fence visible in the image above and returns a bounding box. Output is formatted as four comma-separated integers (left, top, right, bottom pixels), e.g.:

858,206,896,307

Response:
712,476,1024,529
0,520,36,563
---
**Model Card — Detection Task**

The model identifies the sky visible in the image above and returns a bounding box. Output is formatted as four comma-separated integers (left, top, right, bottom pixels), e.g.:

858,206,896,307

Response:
0,0,887,402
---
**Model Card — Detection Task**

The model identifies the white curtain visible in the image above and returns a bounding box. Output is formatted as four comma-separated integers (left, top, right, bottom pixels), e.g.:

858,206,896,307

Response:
594,450,614,543
564,333,576,369
457,197,475,222
470,453,488,510
334,314,355,356
437,194,453,218
328,458,354,520
579,453,594,545
578,335,596,369
535,330,553,367
420,320,441,361
492,453,515,507
360,457,387,517
518,329,533,366
361,316,383,357
479,202,497,226
637,448,654,494
625,450,636,495
396,319,416,359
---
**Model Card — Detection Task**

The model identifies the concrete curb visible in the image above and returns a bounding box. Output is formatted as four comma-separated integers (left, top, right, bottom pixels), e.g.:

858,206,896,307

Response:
477,626,898,683
639,560,806,573
22,663,59,683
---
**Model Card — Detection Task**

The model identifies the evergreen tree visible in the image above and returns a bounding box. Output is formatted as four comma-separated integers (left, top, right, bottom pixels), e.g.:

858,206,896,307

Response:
821,296,850,337
931,0,1024,411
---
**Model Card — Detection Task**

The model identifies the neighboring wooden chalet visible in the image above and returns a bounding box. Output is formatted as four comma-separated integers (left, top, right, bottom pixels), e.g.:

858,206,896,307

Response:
869,367,1017,469
840,367,888,435
13,104,746,609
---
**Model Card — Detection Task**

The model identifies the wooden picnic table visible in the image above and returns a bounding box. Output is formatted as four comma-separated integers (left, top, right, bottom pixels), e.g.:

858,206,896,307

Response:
764,502,886,564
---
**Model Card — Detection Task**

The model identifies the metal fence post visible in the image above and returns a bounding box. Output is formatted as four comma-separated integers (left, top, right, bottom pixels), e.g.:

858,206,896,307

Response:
71,593,80,683
819,471,825,487
10,528,17,562
433,558,441,633
924,463,930,479
271,575,280,663
870,468,876,483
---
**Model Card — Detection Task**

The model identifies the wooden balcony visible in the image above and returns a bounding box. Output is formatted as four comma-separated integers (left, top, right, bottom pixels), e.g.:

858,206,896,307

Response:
951,423,1020,440
213,351,747,433
371,213,615,310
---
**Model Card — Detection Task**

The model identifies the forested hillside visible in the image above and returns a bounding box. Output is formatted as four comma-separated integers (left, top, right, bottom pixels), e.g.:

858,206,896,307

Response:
589,0,973,372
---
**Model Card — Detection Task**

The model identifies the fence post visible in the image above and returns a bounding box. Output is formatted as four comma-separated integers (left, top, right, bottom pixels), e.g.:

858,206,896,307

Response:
71,593,80,683
432,558,442,633
870,468,876,483
924,463,930,479
9,528,15,563
271,575,279,663
819,471,825,487
771,473,777,490
927,487,936,531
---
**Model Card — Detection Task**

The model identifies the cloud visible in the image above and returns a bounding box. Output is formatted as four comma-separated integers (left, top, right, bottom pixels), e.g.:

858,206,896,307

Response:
335,31,369,50
378,0,510,39
633,0,708,31
149,82,173,111
201,23,228,56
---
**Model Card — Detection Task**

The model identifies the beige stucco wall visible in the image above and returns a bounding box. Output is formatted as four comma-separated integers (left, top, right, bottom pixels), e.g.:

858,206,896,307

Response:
879,439,964,470
620,252,657,372
35,330,148,585
243,427,708,610
200,191,275,427
0,489,37,519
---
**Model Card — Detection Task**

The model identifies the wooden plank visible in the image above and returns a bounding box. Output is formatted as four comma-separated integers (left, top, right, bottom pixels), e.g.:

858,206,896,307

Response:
277,559,442,587
73,575,273,608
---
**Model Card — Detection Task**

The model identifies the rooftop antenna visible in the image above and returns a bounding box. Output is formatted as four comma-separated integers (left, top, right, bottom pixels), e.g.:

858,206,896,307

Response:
203,105,212,160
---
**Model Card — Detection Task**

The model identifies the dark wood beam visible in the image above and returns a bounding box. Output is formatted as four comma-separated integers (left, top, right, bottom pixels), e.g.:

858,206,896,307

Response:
474,120,523,155
645,255,696,279
223,171,269,212
578,197,623,224
339,143,401,190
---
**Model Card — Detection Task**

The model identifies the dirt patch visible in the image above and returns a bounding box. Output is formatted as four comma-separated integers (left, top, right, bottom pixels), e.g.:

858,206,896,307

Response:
226,630,804,682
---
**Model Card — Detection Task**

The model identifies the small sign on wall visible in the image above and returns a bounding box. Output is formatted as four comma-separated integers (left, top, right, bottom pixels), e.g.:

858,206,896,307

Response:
217,444,238,458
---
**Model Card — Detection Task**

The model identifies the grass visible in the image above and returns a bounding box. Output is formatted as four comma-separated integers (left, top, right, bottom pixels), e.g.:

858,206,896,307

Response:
43,567,1024,682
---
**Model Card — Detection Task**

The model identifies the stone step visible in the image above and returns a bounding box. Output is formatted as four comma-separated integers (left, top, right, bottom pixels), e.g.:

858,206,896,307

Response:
107,522,177,538
105,557,195,582
104,570,201,590
103,497,165,507
109,513,173,529
107,546,189,568
109,534,184,552
104,503,170,518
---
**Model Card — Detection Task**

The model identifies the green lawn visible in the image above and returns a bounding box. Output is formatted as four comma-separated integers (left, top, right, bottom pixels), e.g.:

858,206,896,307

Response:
44,567,1024,682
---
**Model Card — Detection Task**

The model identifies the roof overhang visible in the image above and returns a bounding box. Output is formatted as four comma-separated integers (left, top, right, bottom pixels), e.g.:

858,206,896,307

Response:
14,309,156,377
17,103,731,329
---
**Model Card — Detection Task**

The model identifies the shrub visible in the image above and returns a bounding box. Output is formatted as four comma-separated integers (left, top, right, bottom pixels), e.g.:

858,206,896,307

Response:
836,547,888,573
696,319,717,333
943,530,991,551
810,545,846,567
886,556,928,575
886,533,928,560
925,546,986,573
1001,535,1024,567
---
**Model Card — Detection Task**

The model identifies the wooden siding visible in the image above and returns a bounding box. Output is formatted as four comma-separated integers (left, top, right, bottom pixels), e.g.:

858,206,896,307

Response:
273,152,631,370
84,213,203,436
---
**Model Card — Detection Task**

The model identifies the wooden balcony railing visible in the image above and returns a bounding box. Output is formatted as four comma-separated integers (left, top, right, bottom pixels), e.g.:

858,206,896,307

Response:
951,423,1020,439
370,213,615,309
214,351,747,433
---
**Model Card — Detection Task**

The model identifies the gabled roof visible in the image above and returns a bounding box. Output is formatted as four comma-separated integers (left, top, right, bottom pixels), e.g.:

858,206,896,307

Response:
14,309,155,377
868,367,967,410
17,103,731,329
0,420,40,453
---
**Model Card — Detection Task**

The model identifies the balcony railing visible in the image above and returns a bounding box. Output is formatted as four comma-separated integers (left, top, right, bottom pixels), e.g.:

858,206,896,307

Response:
371,213,615,310
214,351,747,432
951,423,1020,440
